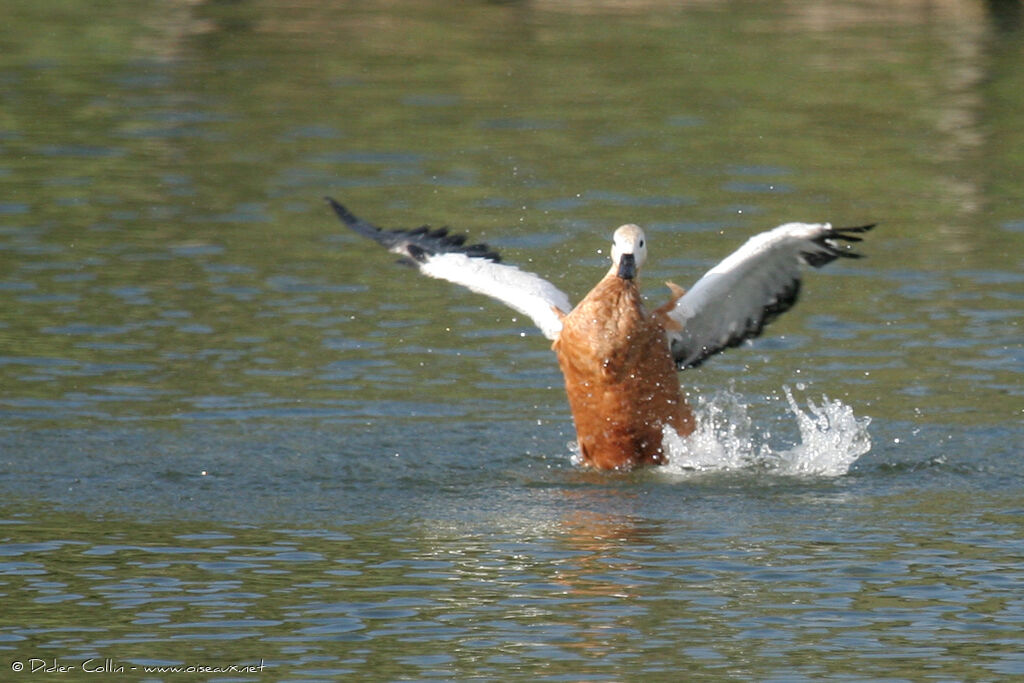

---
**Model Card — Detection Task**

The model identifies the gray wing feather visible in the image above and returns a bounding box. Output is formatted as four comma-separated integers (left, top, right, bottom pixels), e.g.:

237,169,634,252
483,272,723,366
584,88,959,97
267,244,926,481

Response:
668,222,874,369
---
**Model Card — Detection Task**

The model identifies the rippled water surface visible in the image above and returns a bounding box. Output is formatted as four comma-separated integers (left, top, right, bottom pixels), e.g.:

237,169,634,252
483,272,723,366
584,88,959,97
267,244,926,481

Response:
1,1,1022,680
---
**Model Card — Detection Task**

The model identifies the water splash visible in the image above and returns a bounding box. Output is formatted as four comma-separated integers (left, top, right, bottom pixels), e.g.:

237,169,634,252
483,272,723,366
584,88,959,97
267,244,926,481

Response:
660,385,871,477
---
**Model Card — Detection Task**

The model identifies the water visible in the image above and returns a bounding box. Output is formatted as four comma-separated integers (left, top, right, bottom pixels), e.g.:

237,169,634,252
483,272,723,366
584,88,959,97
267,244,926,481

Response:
660,386,871,477
1,0,1023,680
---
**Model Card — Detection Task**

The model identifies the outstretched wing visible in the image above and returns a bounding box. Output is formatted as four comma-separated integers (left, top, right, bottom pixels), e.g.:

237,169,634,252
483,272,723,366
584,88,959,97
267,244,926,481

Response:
667,222,875,369
327,198,572,340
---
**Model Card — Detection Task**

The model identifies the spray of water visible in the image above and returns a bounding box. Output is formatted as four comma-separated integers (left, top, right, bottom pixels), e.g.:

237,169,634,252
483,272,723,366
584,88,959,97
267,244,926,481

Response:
659,385,871,477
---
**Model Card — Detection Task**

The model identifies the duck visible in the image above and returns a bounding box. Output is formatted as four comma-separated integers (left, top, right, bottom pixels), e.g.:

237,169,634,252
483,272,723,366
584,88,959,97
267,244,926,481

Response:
327,197,873,470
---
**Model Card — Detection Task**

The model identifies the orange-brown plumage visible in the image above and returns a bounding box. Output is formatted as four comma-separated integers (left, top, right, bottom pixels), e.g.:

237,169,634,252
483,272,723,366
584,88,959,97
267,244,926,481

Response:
552,226,694,470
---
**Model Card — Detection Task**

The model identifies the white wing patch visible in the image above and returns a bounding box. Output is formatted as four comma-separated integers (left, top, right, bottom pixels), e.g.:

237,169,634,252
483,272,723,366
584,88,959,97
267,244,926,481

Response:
668,222,874,368
419,252,571,340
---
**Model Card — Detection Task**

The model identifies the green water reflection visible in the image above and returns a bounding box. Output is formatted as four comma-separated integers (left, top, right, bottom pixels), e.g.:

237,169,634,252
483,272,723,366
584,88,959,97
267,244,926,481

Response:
1,0,1021,429
0,5,1022,678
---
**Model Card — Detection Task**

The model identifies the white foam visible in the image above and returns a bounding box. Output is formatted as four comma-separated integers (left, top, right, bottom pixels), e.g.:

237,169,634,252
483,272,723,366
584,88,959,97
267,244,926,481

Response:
660,385,871,477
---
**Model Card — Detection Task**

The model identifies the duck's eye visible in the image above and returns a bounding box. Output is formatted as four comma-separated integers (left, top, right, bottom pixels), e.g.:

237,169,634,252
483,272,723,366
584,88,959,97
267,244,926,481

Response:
639,239,645,248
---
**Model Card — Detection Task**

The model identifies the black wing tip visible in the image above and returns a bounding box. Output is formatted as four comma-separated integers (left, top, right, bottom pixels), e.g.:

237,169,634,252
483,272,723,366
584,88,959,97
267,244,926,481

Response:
836,222,877,233
411,226,502,262
807,222,877,266
325,198,503,263
828,222,877,243
324,196,357,225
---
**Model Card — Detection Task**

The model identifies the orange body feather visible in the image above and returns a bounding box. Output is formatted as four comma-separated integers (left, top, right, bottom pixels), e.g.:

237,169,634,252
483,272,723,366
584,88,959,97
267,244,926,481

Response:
553,275,694,470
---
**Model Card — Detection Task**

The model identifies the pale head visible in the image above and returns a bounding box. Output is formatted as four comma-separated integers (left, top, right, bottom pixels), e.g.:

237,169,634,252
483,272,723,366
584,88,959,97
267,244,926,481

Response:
610,224,647,280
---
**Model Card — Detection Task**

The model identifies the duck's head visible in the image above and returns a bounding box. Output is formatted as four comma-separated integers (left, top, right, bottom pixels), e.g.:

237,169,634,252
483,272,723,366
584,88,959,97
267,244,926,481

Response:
610,224,647,280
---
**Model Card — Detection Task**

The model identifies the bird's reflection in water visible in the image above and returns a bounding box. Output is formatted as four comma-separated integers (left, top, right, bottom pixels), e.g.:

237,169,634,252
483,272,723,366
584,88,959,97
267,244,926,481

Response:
551,486,671,656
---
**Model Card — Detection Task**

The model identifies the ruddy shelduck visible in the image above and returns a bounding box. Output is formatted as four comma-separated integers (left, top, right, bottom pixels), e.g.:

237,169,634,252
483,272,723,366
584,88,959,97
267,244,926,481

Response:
328,198,873,470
